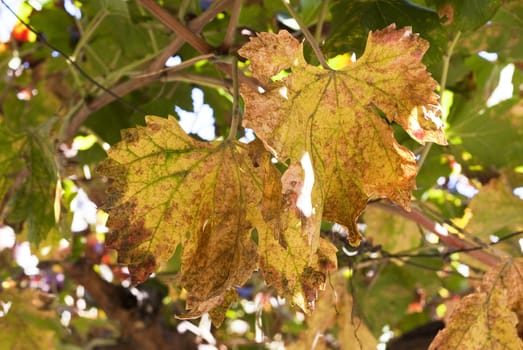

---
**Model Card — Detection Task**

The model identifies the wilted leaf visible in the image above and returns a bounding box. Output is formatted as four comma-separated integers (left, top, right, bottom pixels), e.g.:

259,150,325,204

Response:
99,115,339,317
288,270,377,350
98,116,264,315
429,258,523,349
240,26,445,246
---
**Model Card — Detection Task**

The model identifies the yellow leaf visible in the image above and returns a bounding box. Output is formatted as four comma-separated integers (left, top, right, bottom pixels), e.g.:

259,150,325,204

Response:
240,26,446,246
98,116,264,316
429,259,523,349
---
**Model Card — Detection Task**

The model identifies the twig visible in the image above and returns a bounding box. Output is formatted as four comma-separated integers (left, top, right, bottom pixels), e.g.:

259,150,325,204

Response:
161,72,232,90
138,0,213,54
130,53,215,79
417,31,461,169
227,56,240,141
281,0,330,69
222,0,242,51
139,0,259,88
149,0,234,72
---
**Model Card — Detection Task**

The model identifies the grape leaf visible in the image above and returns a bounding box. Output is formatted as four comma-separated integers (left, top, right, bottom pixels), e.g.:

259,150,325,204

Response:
98,116,262,311
288,271,377,350
429,0,502,32
429,259,523,349
447,98,523,168
458,1,523,61
239,26,446,246
252,143,338,312
98,116,336,318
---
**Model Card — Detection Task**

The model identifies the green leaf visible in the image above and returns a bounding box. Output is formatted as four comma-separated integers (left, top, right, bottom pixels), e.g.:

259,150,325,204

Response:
0,119,58,245
326,0,446,66
30,7,75,55
458,1,523,61
355,259,443,334
447,98,523,168
429,0,502,32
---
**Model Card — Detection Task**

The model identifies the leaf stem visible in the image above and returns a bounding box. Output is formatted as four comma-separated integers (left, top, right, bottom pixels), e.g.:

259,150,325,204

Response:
417,31,461,169
227,56,241,142
314,0,329,44
281,0,330,70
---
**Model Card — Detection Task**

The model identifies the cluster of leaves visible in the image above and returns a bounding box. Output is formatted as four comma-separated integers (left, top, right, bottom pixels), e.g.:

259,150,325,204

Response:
0,0,523,349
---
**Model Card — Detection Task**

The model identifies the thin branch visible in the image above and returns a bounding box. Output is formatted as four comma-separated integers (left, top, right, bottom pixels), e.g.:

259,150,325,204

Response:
281,0,330,69
222,0,242,51
149,0,234,72
417,31,462,169
161,72,232,90
227,56,241,141
130,53,215,79
138,0,213,54
369,201,502,267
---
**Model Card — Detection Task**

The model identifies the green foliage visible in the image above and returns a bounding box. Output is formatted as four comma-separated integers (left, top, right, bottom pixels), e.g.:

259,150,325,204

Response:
0,0,522,349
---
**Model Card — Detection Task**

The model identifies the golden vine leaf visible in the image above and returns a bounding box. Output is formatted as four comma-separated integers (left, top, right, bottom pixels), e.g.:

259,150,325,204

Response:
429,259,523,349
98,116,264,315
240,25,446,245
